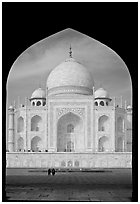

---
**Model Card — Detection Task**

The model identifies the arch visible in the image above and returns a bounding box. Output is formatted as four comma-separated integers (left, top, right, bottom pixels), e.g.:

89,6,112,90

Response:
61,161,66,167
31,115,42,131
98,115,109,131
95,101,98,106
74,160,79,167
32,101,35,106
36,101,41,106
57,112,83,152
7,29,132,145
43,101,46,106
117,137,123,152
31,136,42,152
17,137,24,151
117,117,124,132
67,160,73,167
17,116,24,133
98,136,109,152
100,101,104,106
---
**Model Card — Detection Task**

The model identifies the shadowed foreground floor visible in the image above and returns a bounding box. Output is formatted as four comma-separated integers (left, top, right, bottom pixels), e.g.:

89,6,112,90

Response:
6,168,132,201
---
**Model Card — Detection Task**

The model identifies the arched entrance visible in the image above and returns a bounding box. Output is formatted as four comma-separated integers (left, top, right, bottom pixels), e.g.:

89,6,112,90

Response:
57,112,83,152
117,137,123,152
31,115,42,131
17,117,24,132
98,136,110,152
31,136,42,152
117,117,124,132
17,137,24,151
98,115,109,132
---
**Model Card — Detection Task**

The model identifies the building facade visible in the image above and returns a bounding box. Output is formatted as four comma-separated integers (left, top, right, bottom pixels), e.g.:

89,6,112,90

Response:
6,55,132,168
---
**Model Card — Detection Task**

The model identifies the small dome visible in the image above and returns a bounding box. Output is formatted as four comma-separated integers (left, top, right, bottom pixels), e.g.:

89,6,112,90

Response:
8,105,14,110
127,105,132,110
95,88,109,99
47,58,94,95
31,88,46,99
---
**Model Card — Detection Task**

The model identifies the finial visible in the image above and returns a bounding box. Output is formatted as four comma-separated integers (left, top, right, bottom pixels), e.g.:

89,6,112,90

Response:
125,100,127,109
69,44,72,58
13,100,16,108
113,96,116,107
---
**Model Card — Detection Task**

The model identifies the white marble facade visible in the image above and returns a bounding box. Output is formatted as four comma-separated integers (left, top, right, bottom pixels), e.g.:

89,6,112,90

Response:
7,55,132,168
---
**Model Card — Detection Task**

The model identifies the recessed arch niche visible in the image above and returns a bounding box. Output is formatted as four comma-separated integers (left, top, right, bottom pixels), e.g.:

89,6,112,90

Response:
117,117,124,132
17,117,24,133
98,115,110,132
17,137,24,151
31,136,42,152
116,136,123,152
57,112,84,152
98,136,110,152
31,115,42,131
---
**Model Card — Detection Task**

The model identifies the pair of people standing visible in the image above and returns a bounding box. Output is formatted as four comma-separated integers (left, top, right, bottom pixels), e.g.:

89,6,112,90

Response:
48,168,55,176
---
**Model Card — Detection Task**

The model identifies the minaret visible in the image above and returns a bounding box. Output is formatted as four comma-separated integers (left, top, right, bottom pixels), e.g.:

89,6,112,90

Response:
8,105,15,152
94,87,111,107
126,105,132,152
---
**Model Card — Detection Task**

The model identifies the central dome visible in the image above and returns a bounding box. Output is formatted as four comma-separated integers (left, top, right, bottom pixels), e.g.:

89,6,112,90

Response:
47,58,94,95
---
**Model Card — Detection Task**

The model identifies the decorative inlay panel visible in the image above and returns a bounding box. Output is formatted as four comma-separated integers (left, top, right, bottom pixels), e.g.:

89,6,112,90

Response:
56,107,85,119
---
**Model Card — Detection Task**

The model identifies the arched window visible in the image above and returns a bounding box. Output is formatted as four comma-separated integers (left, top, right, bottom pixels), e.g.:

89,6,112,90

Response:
116,137,123,152
32,101,35,106
36,101,41,106
67,160,73,167
74,160,79,167
95,101,98,106
98,136,109,152
43,101,46,106
31,136,42,152
100,101,104,106
17,117,24,133
17,137,24,151
67,124,74,133
106,101,108,106
61,161,66,167
98,115,109,132
57,112,82,152
31,115,42,131
117,117,124,132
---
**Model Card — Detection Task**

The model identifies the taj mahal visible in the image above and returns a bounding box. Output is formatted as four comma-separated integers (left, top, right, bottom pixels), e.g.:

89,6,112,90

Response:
6,43,132,169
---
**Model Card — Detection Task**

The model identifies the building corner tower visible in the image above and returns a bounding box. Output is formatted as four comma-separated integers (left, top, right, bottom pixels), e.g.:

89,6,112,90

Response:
8,105,15,152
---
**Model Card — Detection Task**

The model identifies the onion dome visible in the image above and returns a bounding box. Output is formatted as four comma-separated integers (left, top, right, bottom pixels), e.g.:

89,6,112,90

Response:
8,105,14,110
46,57,94,95
127,105,132,110
31,88,46,99
95,88,110,99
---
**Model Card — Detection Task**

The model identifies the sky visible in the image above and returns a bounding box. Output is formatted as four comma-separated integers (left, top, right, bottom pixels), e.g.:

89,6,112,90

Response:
7,28,132,107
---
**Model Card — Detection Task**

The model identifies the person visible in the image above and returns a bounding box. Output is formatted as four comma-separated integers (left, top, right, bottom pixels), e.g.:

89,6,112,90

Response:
48,168,51,175
52,168,55,176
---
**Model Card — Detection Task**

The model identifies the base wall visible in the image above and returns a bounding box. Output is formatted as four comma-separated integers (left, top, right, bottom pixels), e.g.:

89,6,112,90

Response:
6,152,132,168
